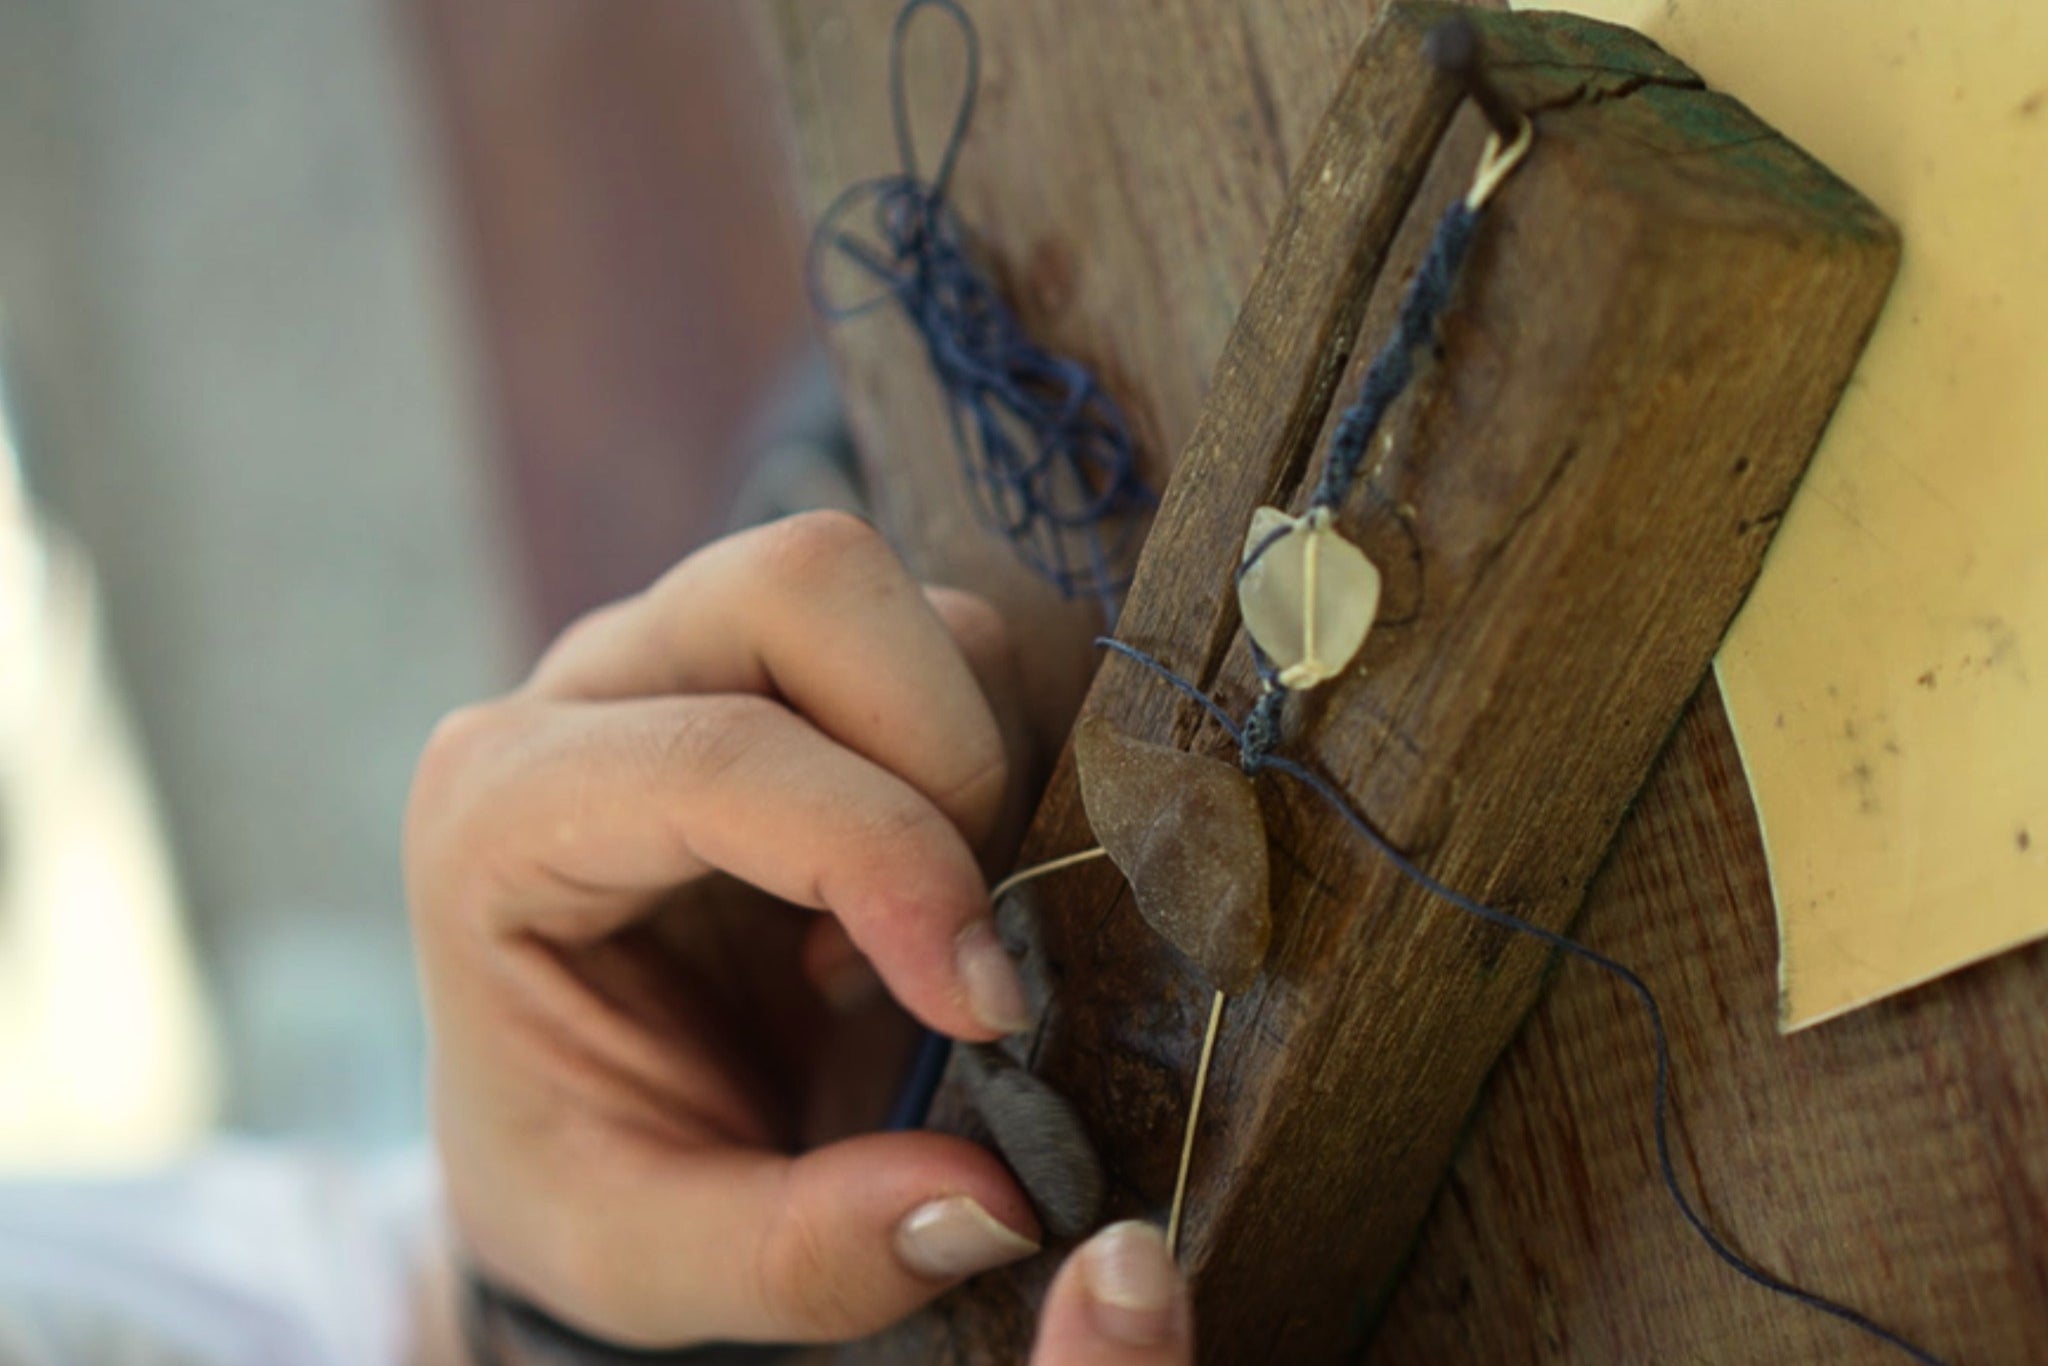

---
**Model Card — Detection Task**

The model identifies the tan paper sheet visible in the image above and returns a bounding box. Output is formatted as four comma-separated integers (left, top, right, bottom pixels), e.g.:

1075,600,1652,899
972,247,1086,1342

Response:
1510,0,2048,1028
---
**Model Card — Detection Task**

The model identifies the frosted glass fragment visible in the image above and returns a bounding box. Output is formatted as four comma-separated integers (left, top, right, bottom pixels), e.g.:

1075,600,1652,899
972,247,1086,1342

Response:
1237,505,1381,689
1073,716,1271,994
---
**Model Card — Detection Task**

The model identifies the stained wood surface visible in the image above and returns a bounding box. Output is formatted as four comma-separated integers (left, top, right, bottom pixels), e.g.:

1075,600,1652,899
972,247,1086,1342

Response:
816,5,1900,1359
751,3,2046,1364
1367,676,2048,1364
760,0,1371,743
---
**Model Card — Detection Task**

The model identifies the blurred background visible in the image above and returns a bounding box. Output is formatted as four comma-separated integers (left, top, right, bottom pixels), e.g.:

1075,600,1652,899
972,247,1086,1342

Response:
0,0,813,1165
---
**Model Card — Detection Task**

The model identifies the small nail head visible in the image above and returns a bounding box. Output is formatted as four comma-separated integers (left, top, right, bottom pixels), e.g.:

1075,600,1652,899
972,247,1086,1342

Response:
1424,16,1481,77
1424,15,1524,143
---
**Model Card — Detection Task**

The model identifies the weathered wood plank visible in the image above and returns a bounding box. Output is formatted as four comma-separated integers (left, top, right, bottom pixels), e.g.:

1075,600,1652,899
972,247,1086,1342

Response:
824,4,1899,1360
1367,675,2048,1365
757,0,1394,742
753,4,2042,1364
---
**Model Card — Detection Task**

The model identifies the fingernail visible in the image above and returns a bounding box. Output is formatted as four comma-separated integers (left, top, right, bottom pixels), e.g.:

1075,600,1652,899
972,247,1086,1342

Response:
956,921,1031,1034
895,1195,1039,1280
1081,1221,1187,1349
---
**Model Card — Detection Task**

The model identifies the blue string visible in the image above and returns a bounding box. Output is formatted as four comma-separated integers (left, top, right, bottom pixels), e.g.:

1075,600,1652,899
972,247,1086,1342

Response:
807,0,1154,622
1311,201,1479,513
885,1028,954,1133
1096,637,1948,1366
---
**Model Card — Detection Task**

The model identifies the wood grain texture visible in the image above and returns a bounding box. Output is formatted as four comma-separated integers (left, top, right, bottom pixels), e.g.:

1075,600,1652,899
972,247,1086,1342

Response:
756,3,2041,1365
873,8,1899,1361
1367,676,2048,1364
759,0,1379,742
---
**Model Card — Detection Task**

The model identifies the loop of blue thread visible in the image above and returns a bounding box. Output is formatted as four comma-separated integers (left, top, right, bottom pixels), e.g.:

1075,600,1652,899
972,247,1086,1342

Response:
807,0,1153,620
1096,641,1948,1366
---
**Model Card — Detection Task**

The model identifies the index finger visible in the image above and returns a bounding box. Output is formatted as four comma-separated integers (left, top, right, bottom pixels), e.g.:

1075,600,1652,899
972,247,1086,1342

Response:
526,512,1010,849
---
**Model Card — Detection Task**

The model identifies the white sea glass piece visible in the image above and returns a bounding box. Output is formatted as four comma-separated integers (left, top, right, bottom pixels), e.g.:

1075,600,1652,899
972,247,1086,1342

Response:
1236,505,1381,689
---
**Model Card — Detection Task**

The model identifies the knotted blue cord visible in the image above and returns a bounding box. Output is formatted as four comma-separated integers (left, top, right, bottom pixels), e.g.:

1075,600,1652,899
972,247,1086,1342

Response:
808,0,1153,622
1311,202,1479,512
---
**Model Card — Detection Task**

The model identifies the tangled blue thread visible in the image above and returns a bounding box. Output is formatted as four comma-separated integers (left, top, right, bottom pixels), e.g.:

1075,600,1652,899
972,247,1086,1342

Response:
808,0,1153,621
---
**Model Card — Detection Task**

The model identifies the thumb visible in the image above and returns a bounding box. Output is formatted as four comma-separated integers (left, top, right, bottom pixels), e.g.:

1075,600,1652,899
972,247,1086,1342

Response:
1029,1222,1194,1366
503,1132,1040,1346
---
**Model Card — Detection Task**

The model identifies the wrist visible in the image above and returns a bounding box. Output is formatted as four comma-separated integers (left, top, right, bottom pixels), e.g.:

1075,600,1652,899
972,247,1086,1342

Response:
457,1262,794,1366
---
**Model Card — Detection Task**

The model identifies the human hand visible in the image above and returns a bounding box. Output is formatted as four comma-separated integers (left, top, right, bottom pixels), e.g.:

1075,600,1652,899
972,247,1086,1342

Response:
407,511,1048,1347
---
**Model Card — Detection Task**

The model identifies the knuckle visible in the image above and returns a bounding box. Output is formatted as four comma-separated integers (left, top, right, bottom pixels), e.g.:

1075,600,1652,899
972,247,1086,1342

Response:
415,702,504,794
644,693,781,790
526,595,639,689
754,1188,873,1339
940,747,1010,838
858,785,954,851
403,697,550,931
404,705,502,929
927,586,1014,673
405,701,513,863
751,509,890,592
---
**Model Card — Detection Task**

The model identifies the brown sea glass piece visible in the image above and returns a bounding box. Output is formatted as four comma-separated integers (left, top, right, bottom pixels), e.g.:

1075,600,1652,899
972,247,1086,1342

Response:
1073,716,1272,993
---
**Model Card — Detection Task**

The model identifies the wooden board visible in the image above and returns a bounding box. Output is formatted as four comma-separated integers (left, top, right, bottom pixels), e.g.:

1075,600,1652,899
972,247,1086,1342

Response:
760,0,1372,744
817,4,1904,1359
749,3,2047,1363
1367,676,2048,1363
